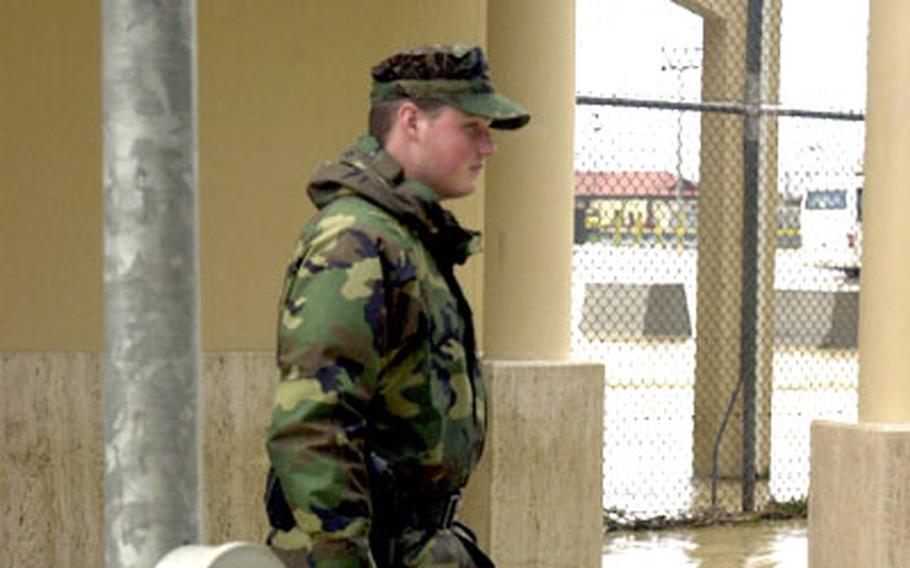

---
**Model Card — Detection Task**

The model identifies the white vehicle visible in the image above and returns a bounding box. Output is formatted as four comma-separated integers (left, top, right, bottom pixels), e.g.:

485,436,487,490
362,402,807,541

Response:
800,185,863,278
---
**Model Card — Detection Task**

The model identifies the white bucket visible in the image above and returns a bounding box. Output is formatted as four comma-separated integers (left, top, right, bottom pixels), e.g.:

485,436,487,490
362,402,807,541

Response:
156,542,284,568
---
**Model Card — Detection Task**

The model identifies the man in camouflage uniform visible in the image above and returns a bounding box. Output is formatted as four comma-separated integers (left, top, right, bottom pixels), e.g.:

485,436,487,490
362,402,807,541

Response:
264,45,529,568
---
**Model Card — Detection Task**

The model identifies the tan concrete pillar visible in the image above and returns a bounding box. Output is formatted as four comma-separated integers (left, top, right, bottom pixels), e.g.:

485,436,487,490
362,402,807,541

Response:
466,5,604,568
483,0,575,359
676,0,780,482
810,2,910,565
856,0,910,424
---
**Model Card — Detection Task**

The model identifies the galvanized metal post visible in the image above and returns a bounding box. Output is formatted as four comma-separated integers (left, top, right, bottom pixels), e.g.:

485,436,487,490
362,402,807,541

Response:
740,0,764,513
102,1,201,566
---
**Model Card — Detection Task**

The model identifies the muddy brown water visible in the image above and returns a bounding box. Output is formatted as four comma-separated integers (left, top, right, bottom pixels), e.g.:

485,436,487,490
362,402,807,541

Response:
602,520,807,567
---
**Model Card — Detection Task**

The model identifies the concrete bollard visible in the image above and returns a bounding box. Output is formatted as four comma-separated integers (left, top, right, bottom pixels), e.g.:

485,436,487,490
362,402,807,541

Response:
156,542,283,568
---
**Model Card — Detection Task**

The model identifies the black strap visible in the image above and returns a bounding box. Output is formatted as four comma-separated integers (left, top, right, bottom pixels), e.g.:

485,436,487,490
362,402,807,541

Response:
385,491,463,531
264,468,296,532
453,526,496,568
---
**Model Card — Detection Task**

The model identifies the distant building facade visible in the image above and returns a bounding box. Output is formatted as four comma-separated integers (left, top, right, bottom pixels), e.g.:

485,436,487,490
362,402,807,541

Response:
574,170,698,245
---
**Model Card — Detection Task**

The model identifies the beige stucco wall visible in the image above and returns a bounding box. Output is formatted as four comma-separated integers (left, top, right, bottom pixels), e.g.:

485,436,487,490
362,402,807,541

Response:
197,0,488,351
0,2,103,351
3,2,596,567
0,0,487,353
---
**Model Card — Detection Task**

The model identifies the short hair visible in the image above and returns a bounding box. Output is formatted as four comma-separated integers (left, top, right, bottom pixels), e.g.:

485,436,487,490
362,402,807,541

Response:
368,99,448,145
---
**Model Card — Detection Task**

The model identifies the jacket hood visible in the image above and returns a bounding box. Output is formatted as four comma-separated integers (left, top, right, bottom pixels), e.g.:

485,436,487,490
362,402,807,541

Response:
307,135,481,266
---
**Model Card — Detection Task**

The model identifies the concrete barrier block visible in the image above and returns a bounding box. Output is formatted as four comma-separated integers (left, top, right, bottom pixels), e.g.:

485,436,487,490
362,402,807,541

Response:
822,291,859,349
580,283,691,340
643,284,692,338
579,283,649,340
774,290,858,349
579,284,859,349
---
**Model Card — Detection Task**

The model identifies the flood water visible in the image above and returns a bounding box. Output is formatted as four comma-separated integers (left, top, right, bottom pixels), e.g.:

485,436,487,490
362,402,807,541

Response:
599,373,855,517
602,520,807,567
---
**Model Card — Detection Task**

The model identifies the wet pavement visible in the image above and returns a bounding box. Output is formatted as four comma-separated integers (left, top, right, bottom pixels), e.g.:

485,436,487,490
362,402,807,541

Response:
602,520,807,567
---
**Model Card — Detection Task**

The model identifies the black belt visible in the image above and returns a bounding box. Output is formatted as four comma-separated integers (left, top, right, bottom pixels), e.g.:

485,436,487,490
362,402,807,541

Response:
366,452,464,532
370,490,493,568
384,490,463,531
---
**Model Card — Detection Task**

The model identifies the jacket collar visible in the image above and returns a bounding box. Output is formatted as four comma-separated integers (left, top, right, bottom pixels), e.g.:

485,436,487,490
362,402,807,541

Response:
307,135,481,265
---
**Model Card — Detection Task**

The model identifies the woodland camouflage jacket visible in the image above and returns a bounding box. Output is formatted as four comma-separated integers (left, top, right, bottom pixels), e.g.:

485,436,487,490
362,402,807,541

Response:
267,135,487,567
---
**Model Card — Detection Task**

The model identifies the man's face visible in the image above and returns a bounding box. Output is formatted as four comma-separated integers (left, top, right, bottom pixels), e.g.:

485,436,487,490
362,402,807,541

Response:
410,106,497,200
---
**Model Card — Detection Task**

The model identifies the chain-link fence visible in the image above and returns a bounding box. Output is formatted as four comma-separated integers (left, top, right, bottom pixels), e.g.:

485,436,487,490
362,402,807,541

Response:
573,0,868,528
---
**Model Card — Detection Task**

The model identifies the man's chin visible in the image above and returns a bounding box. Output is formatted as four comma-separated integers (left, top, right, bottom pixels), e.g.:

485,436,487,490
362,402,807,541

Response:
437,186,476,200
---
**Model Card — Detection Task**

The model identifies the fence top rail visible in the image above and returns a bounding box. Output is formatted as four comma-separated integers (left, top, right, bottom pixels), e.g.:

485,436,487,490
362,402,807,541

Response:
576,95,865,121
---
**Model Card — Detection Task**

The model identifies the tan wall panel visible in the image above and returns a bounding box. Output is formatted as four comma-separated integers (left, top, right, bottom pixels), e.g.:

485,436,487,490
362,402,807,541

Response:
0,2,103,350
2,351,276,565
810,421,910,567
461,361,604,567
198,0,487,350
1,353,103,568
3,352,602,566
202,351,275,544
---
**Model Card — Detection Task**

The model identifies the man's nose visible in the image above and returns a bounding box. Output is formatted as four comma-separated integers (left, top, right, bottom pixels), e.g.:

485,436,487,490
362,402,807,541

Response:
478,133,496,156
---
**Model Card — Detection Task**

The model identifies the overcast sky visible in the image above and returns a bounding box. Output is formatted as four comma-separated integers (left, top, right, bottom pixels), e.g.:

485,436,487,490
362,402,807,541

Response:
576,0,869,109
574,0,869,190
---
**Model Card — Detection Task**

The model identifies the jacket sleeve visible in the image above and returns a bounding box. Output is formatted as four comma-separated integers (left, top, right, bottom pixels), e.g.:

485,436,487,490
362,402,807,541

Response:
267,215,387,567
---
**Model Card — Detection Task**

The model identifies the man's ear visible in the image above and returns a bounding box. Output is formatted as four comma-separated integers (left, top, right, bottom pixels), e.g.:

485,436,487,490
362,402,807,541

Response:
396,101,422,141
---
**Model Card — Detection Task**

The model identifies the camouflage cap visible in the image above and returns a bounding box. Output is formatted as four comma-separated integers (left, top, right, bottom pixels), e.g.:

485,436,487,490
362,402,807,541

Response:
370,45,531,130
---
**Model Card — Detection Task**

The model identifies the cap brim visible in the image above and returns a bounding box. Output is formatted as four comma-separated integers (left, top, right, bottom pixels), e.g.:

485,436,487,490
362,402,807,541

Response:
452,92,531,130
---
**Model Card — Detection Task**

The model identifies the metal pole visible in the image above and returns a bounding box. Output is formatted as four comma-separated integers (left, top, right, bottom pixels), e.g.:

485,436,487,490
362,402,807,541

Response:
661,47,699,207
102,1,201,566
740,0,764,513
